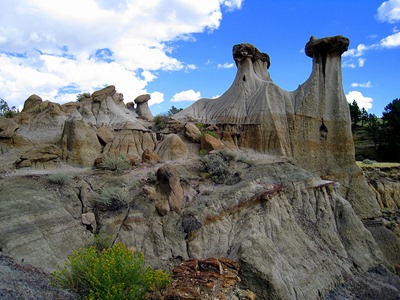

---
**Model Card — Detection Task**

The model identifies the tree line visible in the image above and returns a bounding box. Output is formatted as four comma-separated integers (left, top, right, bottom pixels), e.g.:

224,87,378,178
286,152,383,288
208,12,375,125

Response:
349,98,400,162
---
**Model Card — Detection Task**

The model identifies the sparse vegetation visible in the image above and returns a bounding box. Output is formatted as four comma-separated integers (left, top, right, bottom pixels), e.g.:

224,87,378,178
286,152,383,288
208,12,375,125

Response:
100,153,131,174
200,153,230,184
201,130,220,140
146,172,157,184
76,92,91,102
153,114,168,131
48,173,71,186
95,187,130,211
52,243,170,300
0,98,18,118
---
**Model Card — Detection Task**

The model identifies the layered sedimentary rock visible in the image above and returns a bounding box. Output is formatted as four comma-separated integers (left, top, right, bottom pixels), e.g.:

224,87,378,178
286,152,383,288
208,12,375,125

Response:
2,85,155,167
174,36,381,219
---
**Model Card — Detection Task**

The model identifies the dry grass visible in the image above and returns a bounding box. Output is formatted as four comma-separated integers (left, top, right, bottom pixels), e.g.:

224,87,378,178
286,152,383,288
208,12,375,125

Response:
356,161,400,168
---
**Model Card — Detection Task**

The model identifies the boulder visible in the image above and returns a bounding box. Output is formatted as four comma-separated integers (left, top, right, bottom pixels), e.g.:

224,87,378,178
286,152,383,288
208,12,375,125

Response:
200,133,223,152
61,119,102,167
134,94,153,121
155,164,184,215
21,94,42,112
142,148,160,164
156,134,189,161
0,116,18,138
96,125,114,144
184,122,201,142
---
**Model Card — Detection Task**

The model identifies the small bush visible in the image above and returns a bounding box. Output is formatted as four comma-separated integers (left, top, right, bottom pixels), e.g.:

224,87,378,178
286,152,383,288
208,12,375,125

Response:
76,92,91,102
218,149,236,162
181,213,202,234
86,232,114,252
48,173,71,186
52,243,170,300
100,153,131,174
201,130,220,140
200,154,230,184
153,114,168,131
146,172,157,184
96,187,130,211
362,159,377,165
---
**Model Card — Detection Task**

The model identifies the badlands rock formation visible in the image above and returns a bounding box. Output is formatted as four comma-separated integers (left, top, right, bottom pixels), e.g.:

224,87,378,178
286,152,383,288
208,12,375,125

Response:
1,35,399,299
174,35,380,219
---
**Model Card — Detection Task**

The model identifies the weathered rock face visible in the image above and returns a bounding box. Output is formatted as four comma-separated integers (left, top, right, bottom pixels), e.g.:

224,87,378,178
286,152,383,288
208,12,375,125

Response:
16,144,62,168
61,119,102,167
4,85,156,167
21,94,42,112
0,116,18,138
173,36,381,219
156,134,189,161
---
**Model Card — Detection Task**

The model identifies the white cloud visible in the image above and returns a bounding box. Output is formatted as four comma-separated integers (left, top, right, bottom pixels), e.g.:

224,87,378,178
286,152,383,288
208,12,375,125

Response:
358,58,366,67
379,31,400,47
0,0,241,108
377,0,400,23
351,81,373,88
217,62,235,69
149,91,165,106
343,44,368,57
171,89,201,102
221,0,243,11
345,91,373,110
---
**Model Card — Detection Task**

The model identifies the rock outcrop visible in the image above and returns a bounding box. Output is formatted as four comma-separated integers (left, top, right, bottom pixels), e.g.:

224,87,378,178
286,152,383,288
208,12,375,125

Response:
156,134,189,161
134,94,154,121
173,36,381,219
0,116,18,138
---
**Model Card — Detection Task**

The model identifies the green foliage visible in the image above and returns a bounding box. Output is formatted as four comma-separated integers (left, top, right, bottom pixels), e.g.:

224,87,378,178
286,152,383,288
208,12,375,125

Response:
218,149,237,162
87,232,114,252
0,98,18,118
153,114,168,131
76,92,91,102
167,105,183,116
195,123,205,131
96,187,130,211
146,172,157,184
48,173,71,186
100,153,131,174
200,153,230,184
52,243,170,300
349,100,361,130
201,130,220,140
381,98,400,162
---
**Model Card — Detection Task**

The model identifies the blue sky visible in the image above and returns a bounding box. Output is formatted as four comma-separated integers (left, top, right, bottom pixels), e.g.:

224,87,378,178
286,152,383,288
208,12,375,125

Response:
1,0,399,116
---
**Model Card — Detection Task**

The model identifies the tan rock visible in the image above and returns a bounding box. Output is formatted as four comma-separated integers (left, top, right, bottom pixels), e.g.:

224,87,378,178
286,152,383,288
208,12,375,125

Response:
156,164,184,215
156,134,189,161
200,133,223,152
96,125,114,144
91,85,116,102
134,94,153,121
22,94,42,112
0,116,18,138
61,119,102,167
142,149,160,164
184,122,201,142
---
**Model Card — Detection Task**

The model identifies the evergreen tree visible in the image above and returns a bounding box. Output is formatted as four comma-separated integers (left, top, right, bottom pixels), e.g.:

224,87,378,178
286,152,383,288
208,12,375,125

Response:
349,100,361,130
381,98,400,161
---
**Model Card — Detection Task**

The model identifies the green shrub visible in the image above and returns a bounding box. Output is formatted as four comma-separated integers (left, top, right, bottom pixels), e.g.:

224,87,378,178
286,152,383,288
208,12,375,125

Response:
96,187,130,211
200,154,230,184
100,153,131,174
362,159,377,165
153,114,168,131
201,130,220,140
146,172,157,184
76,92,91,102
52,243,170,300
86,232,114,252
218,149,236,162
48,173,71,186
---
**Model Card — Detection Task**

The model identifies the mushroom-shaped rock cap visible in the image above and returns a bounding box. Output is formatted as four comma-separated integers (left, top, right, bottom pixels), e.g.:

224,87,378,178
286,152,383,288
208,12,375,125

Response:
91,85,116,102
134,94,151,104
233,43,270,68
305,35,349,58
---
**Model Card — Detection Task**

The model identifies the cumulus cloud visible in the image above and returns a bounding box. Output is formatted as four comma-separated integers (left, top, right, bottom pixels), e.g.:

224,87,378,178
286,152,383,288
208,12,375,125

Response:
149,91,165,106
0,0,241,108
377,0,400,23
379,31,400,47
217,62,235,69
351,81,373,88
346,91,373,110
171,89,201,102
